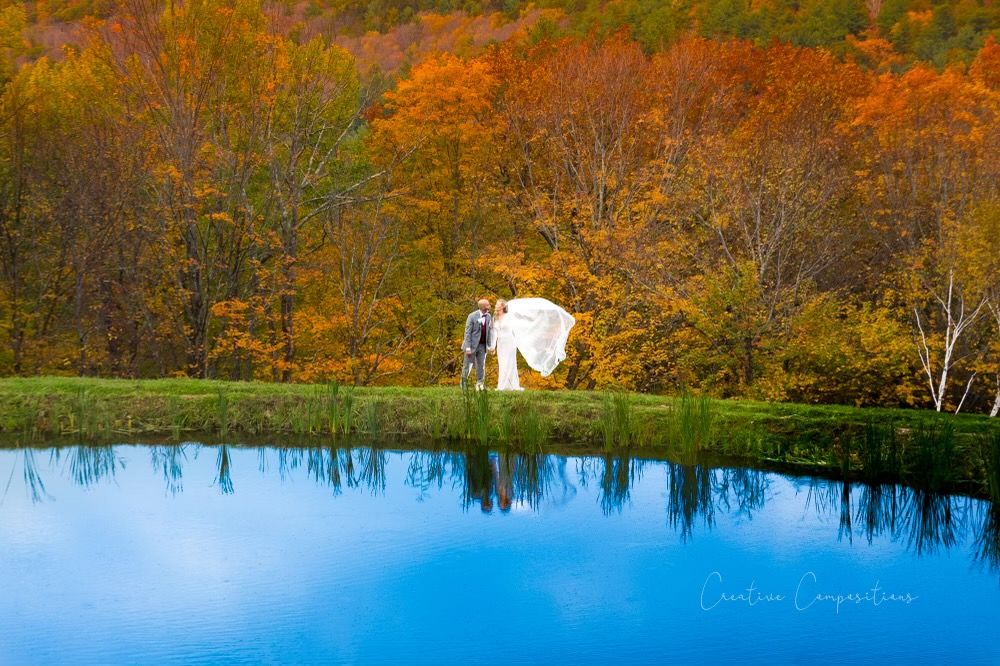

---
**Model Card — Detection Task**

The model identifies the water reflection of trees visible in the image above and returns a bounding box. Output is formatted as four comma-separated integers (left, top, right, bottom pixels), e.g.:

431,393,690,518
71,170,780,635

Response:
665,464,770,541
215,445,234,494
270,446,389,495
22,449,49,502
800,477,994,561
974,502,1000,572
2,444,997,574
151,446,186,495
46,445,125,490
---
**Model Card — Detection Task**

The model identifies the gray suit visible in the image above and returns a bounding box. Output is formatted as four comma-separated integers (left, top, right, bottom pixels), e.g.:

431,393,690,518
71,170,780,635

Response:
461,309,495,389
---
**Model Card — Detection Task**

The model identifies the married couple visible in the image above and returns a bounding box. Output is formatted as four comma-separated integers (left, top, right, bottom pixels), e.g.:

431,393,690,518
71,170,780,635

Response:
460,296,576,391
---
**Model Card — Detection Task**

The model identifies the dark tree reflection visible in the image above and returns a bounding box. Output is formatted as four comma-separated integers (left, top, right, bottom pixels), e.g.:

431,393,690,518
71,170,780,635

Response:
215,445,234,495
665,463,715,539
23,449,49,503
715,467,769,520
856,483,905,544
798,477,989,567
599,455,638,515
3,442,997,577
509,451,555,510
406,450,465,499
974,502,1000,571
905,489,966,556
63,446,123,489
151,445,186,495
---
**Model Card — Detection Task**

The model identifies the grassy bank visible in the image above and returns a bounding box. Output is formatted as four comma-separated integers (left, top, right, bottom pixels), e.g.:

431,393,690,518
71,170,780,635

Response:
1,376,999,496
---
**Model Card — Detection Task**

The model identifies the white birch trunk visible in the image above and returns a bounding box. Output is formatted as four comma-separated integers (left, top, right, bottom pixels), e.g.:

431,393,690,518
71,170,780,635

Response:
913,269,986,413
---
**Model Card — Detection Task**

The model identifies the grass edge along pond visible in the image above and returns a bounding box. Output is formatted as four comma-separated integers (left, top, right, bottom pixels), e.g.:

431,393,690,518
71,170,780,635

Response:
1,376,999,498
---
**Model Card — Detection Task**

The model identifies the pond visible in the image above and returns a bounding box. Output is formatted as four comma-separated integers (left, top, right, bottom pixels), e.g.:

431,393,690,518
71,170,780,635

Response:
1,442,998,664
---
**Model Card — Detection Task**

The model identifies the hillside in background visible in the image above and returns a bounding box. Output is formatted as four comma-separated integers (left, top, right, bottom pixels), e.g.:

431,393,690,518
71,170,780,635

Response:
5,0,1000,72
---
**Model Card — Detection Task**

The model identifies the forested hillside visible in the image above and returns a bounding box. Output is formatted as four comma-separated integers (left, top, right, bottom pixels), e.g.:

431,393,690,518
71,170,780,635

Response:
6,0,1000,69
1,0,999,414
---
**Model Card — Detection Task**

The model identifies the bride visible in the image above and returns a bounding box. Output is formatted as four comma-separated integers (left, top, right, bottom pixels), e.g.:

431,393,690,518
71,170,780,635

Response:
492,297,576,391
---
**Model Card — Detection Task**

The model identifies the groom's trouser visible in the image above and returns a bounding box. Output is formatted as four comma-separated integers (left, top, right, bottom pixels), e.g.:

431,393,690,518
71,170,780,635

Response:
461,343,488,388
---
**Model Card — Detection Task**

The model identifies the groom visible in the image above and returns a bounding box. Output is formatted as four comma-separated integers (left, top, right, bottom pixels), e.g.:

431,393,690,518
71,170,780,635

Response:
461,298,495,390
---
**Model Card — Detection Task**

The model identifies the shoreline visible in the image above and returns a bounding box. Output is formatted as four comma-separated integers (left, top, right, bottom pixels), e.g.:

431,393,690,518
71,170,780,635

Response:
1,376,998,497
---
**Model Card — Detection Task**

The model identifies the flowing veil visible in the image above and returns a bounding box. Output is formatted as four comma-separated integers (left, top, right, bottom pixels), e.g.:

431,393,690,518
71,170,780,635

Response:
504,298,576,377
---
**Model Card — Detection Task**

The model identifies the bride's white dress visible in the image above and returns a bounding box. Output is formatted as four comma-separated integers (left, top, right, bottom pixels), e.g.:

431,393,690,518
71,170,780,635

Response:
494,297,576,390
495,316,523,391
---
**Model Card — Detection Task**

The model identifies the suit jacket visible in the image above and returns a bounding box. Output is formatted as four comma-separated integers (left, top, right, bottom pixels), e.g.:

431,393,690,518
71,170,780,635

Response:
463,310,495,351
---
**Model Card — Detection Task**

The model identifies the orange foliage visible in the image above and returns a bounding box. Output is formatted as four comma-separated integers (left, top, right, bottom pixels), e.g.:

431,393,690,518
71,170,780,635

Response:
2,0,1000,411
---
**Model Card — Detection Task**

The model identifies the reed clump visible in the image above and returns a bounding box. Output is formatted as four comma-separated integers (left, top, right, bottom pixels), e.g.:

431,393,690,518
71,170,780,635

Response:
494,394,549,451
216,389,230,436
325,381,356,437
856,419,901,482
360,398,383,437
909,420,956,492
669,391,715,455
599,392,635,450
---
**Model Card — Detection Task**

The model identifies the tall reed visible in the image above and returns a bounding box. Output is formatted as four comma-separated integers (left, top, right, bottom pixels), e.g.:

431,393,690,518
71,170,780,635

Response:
857,419,900,482
73,388,98,438
599,392,634,450
168,396,184,440
461,387,475,440
325,381,344,436
494,395,548,451
216,389,229,437
473,388,491,445
517,399,547,451
671,390,715,455
361,399,383,437
910,420,956,491
459,387,493,445
426,398,446,440
339,387,355,436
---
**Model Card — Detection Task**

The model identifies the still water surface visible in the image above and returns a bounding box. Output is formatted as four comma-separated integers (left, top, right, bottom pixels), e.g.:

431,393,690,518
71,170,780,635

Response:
1,443,998,664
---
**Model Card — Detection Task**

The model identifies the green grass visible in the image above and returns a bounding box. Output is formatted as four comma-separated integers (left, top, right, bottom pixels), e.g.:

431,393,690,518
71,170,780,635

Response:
1,376,999,494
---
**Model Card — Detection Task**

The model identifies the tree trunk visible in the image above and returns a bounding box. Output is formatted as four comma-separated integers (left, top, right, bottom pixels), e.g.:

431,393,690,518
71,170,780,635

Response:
74,271,89,376
991,376,999,418
743,336,754,387
280,222,298,383
181,223,208,378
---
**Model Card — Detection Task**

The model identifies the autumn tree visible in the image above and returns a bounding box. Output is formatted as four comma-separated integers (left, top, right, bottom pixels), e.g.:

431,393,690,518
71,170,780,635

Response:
491,35,669,389
666,43,869,392
370,51,504,383
106,0,374,381
248,37,375,381
106,0,279,377
852,57,1000,409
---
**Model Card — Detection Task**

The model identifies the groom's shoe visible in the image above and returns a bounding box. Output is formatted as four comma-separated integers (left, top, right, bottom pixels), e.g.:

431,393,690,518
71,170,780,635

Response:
476,381,485,391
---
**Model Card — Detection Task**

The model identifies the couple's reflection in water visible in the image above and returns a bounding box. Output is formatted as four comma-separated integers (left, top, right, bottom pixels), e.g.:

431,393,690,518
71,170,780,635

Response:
464,447,511,513
3,442,999,575
462,447,560,513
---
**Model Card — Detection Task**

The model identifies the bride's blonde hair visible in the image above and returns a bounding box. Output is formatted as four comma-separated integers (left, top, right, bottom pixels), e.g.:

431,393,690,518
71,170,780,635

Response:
495,299,508,315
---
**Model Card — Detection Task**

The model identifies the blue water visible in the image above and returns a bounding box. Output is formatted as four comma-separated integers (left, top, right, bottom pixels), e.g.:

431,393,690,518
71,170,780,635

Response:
0,444,997,665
